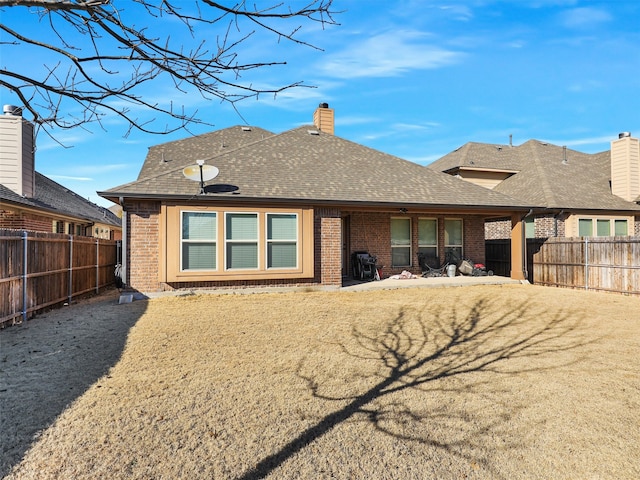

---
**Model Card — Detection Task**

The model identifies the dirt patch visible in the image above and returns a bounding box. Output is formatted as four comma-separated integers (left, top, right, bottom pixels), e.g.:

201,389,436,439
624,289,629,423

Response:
1,285,639,479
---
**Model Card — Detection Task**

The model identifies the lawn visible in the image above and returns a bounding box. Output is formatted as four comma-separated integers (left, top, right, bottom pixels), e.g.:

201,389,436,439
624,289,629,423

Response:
2,284,639,479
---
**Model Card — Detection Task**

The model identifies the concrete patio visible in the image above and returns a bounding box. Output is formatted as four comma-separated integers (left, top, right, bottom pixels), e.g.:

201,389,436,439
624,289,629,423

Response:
341,274,524,292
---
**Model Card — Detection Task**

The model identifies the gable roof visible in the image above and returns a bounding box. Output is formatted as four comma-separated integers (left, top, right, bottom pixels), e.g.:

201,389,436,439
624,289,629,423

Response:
100,126,530,211
429,140,640,212
0,172,121,227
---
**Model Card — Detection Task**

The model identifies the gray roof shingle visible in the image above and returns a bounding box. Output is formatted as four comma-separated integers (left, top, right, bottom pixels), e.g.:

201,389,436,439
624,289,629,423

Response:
429,139,640,212
101,126,530,210
1,173,121,227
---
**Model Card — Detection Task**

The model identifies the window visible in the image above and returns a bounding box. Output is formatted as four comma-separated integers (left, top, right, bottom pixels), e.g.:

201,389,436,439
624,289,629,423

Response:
225,213,258,269
267,214,298,268
166,206,313,282
596,219,610,237
181,212,217,270
391,218,411,267
418,218,437,259
615,220,628,236
578,219,593,236
578,217,629,237
524,217,535,238
444,218,463,263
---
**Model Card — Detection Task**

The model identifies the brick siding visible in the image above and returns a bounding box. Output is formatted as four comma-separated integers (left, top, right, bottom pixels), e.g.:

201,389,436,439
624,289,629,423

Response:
124,203,493,292
0,210,52,232
485,214,567,240
345,212,486,278
316,208,342,286
126,200,161,292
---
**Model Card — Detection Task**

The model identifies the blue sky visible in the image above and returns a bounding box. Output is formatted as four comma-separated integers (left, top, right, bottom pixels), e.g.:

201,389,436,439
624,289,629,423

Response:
2,0,639,207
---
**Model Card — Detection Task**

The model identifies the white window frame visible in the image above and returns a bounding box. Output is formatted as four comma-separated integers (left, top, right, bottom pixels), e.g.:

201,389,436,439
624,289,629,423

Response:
444,218,463,262
225,212,260,271
417,217,438,259
180,211,218,272
266,212,299,270
391,217,412,267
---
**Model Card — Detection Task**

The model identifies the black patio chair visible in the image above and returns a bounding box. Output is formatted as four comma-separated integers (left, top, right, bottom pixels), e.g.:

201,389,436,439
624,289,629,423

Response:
417,252,447,277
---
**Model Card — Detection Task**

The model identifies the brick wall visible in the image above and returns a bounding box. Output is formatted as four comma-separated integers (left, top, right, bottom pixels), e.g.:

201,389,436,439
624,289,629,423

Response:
140,205,343,293
485,214,567,240
345,212,487,277
316,208,342,286
124,203,501,292
126,200,161,292
0,209,52,232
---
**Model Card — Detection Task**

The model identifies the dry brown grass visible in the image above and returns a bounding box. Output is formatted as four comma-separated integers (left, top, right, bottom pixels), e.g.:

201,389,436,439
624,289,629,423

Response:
2,284,639,479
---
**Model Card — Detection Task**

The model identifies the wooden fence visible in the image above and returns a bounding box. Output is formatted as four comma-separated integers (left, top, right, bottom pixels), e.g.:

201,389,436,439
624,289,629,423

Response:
486,236,640,295
0,230,120,327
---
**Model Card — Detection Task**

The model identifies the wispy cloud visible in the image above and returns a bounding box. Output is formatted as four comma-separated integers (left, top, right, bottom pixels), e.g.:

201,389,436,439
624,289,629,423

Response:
567,80,603,92
558,7,612,29
438,5,474,21
317,30,462,79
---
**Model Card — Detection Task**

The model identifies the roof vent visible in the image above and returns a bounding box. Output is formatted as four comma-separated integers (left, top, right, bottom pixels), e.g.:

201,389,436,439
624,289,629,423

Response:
241,126,252,131
308,129,320,136
619,132,631,138
3,105,22,116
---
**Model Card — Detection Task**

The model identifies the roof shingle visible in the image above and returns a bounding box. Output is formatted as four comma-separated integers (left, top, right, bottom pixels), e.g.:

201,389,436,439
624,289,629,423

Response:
101,126,530,210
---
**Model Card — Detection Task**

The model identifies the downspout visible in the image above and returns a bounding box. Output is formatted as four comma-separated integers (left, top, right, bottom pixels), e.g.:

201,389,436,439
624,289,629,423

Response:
119,197,127,286
521,209,533,280
553,210,564,238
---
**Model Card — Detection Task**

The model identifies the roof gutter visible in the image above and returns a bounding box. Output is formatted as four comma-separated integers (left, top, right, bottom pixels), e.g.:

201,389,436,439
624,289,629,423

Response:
97,192,534,213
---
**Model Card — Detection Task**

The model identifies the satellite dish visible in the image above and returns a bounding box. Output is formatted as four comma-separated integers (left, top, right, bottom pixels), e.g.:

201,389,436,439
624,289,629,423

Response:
182,160,219,194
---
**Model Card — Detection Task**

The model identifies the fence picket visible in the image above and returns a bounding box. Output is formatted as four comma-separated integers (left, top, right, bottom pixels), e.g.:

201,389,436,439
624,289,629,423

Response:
0,230,120,327
486,237,639,295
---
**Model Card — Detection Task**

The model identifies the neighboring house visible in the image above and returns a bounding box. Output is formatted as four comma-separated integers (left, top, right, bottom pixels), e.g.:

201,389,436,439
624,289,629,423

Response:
99,104,532,294
0,107,122,239
428,133,640,239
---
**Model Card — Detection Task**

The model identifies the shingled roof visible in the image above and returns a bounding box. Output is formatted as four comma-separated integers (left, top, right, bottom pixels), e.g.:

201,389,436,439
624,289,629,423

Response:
1,172,121,227
429,140,640,212
137,126,275,180
100,125,530,211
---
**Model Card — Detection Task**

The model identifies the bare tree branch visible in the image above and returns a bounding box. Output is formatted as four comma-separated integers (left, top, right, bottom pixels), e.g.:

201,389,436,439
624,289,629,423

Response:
0,0,338,138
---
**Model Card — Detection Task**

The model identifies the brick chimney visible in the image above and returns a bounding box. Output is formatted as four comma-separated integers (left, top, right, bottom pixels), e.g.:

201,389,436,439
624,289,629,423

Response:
313,102,334,135
611,132,640,202
0,105,35,197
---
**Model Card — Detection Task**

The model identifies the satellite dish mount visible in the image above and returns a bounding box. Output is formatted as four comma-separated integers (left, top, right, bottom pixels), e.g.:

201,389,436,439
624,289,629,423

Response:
182,160,219,194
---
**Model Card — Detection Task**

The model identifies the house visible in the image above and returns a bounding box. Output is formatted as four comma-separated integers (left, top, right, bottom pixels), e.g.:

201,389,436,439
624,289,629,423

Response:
0,106,122,239
99,104,532,294
428,134,640,239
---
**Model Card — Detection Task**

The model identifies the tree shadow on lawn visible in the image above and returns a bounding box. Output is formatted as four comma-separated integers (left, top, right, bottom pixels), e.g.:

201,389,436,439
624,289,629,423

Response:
0,292,147,478
238,296,591,480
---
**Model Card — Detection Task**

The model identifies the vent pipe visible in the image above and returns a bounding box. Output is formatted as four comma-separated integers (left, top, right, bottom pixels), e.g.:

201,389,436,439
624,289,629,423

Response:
3,105,22,116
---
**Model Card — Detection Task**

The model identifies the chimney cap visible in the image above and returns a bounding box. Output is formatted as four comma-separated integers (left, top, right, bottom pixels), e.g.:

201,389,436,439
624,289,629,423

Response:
319,102,329,109
618,132,631,139
3,105,22,116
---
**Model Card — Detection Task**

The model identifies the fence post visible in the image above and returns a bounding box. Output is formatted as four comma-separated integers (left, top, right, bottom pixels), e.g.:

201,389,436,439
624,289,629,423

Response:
68,235,73,304
96,238,100,293
584,237,589,290
22,231,28,324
